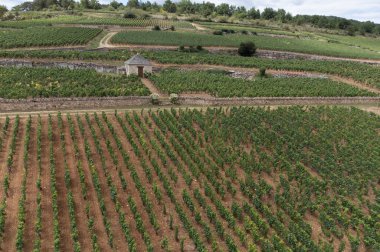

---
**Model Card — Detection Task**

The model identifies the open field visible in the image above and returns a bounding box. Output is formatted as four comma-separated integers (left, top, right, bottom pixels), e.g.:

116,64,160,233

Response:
0,107,377,251
149,69,377,97
0,27,102,49
0,67,149,98
110,31,380,59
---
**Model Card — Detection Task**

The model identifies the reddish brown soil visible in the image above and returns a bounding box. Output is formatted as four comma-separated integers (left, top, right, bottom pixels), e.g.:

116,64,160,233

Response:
40,117,54,251
86,114,147,250
144,112,244,250
71,116,114,251
2,119,26,251
23,119,39,252
51,118,74,251
79,114,133,251
61,117,93,251
0,118,13,200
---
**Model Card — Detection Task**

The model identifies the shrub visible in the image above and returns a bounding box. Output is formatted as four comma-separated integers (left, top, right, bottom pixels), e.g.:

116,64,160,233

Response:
170,25,175,31
150,93,160,105
238,42,257,57
152,25,161,31
178,45,185,51
213,30,223,35
170,93,179,104
241,30,248,35
259,68,266,77
123,12,136,19
196,45,203,51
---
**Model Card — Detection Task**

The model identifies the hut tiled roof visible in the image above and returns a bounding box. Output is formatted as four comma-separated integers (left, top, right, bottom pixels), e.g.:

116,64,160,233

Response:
125,54,152,66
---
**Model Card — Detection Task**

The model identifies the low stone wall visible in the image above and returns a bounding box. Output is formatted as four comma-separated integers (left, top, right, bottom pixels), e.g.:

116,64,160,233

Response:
0,96,379,112
0,59,118,73
0,96,151,111
179,97,380,106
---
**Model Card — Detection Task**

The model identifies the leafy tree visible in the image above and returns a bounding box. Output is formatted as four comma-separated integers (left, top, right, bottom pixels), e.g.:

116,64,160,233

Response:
0,5,7,18
177,0,195,14
247,8,260,19
238,42,257,57
261,7,276,20
163,0,177,13
127,0,140,8
110,0,123,9
216,3,230,16
200,2,215,17
12,2,34,11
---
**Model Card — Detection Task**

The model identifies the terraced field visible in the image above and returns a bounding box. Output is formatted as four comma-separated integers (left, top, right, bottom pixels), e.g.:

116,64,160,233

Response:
0,27,102,49
149,69,377,97
110,31,380,59
0,67,149,99
0,16,194,29
0,107,378,251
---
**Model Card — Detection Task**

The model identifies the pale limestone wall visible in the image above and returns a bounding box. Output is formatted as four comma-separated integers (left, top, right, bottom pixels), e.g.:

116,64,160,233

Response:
126,65,153,76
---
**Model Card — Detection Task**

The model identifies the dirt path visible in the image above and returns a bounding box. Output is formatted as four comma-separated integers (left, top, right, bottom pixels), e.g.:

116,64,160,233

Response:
98,32,117,48
142,78,166,96
358,106,380,115
191,23,208,31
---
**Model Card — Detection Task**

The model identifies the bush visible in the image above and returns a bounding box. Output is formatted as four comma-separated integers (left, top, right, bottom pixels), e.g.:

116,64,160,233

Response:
196,45,203,51
238,42,257,57
213,30,223,35
123,12,136,19
150,93,160,105
170,93,179,104
170,25,175,31
258,68,266,77
152,25,161,31
178,45,185,51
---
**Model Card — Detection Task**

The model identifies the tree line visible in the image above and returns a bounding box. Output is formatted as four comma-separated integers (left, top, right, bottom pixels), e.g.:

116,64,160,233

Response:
3,0,380,35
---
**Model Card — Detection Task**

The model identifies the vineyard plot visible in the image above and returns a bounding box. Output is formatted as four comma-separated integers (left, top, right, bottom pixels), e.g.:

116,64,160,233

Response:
0,67,150,99
0,107,378,251
150,69,377,97
0,27,102,49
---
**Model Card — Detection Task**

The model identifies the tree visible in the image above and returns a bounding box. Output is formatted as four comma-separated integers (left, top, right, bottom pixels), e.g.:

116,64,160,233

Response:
127,0,140,8
238,42,257,57
177,0,195,14
200,2,215,17
110,0,123,9
13,2,34,11
261,8,276,20
163,0,176,13
247,8,260,19
0,5,8,18
216,3,231,16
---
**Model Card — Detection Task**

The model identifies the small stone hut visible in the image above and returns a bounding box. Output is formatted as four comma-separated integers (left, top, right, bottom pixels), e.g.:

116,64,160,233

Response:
124,54,152,77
